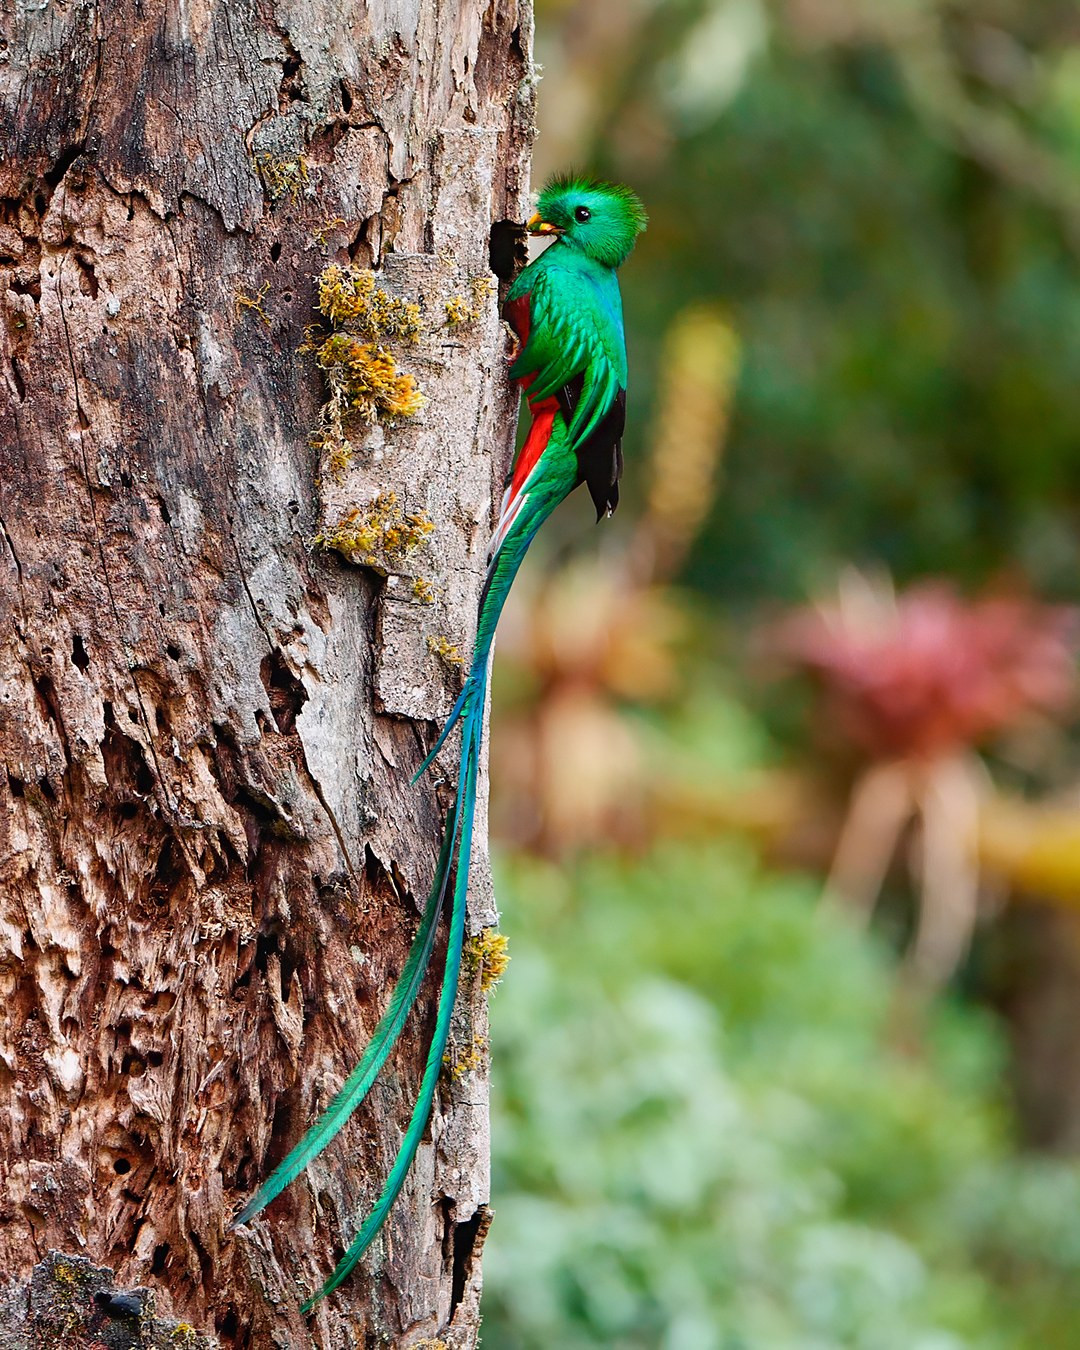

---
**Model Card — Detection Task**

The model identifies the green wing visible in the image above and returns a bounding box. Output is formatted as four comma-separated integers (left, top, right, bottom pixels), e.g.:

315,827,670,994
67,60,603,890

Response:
509,260,627,457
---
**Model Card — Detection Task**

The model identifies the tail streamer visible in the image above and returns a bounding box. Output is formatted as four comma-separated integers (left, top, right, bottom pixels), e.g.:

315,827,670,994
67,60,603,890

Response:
301,692,485,1310
234,413,579,1308
229,819,456,1231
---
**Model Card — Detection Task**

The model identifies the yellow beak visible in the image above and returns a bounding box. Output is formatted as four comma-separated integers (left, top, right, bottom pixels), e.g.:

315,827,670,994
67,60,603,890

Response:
527,211,561,235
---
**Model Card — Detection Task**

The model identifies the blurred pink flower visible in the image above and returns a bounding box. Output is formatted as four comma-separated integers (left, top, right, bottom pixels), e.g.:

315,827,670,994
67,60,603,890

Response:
771,575,1079,761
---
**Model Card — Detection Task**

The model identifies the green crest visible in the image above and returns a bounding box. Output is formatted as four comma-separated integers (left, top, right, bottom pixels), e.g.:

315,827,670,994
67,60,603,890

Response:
535,173,647,268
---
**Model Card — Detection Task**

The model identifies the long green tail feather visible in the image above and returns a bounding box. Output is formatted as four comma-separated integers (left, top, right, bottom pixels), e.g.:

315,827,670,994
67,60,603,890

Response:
411,679,474,785
230,818,457,1230
302,704,483,1311
234,518,521,1234
233,419,578,1304
300,480,573,1302
412,510,549,788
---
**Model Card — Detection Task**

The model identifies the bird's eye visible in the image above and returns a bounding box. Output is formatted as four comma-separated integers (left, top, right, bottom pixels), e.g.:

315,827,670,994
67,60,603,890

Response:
574,206,591,223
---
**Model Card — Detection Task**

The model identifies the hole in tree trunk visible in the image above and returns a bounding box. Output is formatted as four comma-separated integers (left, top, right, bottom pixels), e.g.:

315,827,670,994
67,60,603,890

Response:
149,839,186,908
489,219,528,281
260,651,308,734
74,254,99,298
43,141,85,188
450,1204,491,1316
216,1306,241,1340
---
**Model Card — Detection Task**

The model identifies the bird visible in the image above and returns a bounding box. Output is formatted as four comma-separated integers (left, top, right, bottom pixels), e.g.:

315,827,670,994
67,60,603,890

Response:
231,173,647,1310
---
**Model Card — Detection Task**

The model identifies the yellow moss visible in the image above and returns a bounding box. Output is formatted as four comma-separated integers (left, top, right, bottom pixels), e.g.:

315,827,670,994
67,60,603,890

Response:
52,1262,77,1286
427,634,464,667
312,215,348,246
444,294,473,326
311,332,425,424
171,1327,198,1345
412,576,436,605
303,263,425,465
256,152,309,202
326,445,353,476
309,427,353,478
234,280,271,327
317,263,374,325
303,263,428,530
465,928,510,992
414,1341,450,1350
297,322,322,354
316,263,421,341
444,275,495,327
316,492,434,573
444,1033,487,1080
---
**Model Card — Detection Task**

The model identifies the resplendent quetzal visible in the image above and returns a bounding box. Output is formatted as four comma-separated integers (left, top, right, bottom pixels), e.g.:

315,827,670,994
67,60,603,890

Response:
233,174,647,1309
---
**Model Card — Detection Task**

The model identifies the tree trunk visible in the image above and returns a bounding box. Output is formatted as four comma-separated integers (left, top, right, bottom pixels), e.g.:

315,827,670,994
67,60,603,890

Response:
0,0,534,1344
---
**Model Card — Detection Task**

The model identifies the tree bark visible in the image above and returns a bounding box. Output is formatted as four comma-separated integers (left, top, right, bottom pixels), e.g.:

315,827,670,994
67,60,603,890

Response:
0,1,534,1345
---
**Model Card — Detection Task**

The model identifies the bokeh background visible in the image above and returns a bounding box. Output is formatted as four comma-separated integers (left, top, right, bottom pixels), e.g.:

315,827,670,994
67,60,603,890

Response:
480,2,1080,1345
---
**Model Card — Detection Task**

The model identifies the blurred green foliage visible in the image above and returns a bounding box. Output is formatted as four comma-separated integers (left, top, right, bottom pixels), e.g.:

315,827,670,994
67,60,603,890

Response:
483,841,1080,1348
538,0,1080,603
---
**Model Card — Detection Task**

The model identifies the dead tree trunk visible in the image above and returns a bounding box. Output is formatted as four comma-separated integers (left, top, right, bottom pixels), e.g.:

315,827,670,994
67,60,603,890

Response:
0,1,534,1345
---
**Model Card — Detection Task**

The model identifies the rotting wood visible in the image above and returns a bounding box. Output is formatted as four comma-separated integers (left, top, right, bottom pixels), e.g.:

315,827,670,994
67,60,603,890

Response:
0,0,535,1345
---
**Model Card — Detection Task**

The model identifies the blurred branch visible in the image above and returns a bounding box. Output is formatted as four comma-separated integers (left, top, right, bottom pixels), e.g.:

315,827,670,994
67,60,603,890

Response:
898,42,1080,255
782,0,1080,250
654,768,1080,912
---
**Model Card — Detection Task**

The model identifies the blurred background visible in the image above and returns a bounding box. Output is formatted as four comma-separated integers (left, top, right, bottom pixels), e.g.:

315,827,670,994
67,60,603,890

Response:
480,2,1080,1345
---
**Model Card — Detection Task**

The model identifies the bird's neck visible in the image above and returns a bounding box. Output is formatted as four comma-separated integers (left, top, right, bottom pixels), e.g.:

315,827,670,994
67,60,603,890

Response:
541,238,616,276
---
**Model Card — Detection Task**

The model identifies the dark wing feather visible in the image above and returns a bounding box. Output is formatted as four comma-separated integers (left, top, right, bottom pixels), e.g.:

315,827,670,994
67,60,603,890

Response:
558,378,625,519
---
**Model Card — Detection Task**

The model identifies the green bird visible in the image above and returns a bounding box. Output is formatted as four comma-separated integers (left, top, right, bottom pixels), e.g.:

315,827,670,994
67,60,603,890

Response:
232,174,646,1309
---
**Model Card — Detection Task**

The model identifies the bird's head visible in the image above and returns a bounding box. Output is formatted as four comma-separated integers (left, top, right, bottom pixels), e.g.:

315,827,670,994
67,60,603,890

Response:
528,174,647,269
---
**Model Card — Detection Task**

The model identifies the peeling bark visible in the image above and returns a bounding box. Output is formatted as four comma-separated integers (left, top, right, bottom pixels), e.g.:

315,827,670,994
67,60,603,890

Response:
0,1,534,1345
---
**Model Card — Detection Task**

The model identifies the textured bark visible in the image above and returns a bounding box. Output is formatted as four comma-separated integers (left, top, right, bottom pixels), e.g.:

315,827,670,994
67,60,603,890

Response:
0,1,534,1346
